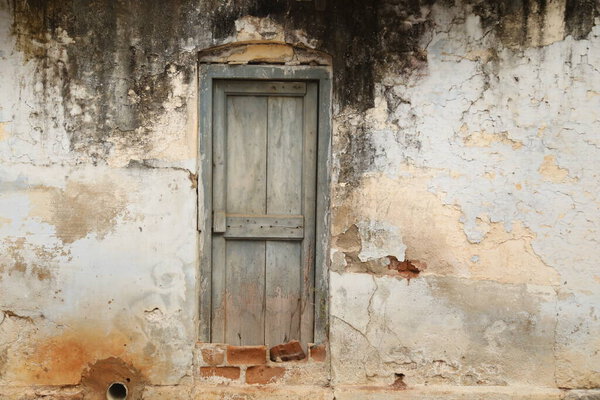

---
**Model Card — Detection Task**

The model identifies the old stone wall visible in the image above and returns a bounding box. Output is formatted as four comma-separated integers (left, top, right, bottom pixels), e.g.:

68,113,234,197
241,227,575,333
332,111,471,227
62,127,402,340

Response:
0,0,599,398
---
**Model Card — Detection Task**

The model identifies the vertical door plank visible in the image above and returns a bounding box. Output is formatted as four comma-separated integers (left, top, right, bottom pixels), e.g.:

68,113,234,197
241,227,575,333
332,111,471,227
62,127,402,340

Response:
265,96,304,345
224,94,268,345
266,96,303,213
265,241,302,345
226,96,268,214
300,83,318,345
210,82,227,342
225,240,266,345
314,78,330,344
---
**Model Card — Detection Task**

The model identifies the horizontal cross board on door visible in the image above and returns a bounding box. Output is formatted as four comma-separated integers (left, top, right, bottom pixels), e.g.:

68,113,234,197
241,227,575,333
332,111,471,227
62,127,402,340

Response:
220,214,305,240
210,79,318,347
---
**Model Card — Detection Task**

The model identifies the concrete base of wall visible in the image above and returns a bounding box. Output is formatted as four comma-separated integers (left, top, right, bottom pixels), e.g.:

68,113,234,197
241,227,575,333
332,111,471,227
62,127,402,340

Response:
1,384,599,400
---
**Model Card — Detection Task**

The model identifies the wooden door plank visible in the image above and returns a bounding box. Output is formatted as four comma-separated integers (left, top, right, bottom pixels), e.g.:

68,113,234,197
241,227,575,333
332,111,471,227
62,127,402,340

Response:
300,82,319,345
224,92,268,345
265,241,302,345
210,82,227,342
198,69,214,342
265,96,304,345
224,215,304,240
314,77,331,344
226,95,268,214
225,240,266,345
223,81,306,96
211,235,226,342
266,97,303,214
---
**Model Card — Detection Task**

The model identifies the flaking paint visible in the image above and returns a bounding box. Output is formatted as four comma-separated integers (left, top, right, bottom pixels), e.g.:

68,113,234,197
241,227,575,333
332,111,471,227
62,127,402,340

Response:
0,0,599,398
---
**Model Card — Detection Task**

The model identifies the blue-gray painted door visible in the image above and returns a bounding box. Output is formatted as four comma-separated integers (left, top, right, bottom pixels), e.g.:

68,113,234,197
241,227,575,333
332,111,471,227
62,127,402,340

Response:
211,80,318,346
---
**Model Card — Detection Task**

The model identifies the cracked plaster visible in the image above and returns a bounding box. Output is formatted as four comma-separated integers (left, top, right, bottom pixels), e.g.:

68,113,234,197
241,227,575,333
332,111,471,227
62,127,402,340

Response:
0,0,599,396
329,1,600,390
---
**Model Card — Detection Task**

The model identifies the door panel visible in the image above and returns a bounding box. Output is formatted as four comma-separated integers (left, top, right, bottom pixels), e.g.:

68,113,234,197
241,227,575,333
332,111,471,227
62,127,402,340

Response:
267,96,303,215
226,96,267,215
225,240,266,345
210,80,318,346
265,241,302,345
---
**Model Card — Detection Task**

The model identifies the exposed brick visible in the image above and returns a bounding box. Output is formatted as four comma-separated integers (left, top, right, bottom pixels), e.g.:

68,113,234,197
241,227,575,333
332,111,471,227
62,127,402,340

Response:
199,366,240,380
270,340,306,362
309,344,327,362
227,345,267,365
391,373,407,390
201,346,225,365
245,365,286,384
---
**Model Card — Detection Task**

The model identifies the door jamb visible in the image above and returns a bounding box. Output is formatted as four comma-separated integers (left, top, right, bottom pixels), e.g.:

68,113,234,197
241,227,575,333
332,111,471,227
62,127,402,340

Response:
197,64,332,344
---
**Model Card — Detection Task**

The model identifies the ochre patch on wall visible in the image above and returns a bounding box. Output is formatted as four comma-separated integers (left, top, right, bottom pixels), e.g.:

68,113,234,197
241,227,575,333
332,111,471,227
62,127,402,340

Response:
29,181,127,244
538,154,574,183
0,122,9,141
461,128,524,150
80,357,146,400
0,237,66,281
333,172,561,285
9,326,151,386
199,41,332,65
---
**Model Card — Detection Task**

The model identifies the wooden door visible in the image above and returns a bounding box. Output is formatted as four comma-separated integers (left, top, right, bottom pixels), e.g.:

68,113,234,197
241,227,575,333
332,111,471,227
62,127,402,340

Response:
211,80,317,346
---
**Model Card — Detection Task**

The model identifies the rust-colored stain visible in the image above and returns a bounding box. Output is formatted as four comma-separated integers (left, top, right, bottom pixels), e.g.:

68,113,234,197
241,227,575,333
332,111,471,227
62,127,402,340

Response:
387,256,426,280
13,327,150,386
81,357,146,400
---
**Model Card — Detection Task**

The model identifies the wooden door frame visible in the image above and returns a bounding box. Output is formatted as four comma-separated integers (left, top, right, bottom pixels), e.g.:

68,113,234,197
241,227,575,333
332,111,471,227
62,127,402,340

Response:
197,64,332,344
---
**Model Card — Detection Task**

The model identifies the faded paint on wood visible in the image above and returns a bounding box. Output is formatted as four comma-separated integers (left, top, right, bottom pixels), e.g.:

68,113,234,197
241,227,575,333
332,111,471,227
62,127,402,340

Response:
225,95,267,215
209,79,319,346
199,65,331,345
224,215,304,240
265,96,304,345
300,82,318,346
225,240,266,345
210,82,227,341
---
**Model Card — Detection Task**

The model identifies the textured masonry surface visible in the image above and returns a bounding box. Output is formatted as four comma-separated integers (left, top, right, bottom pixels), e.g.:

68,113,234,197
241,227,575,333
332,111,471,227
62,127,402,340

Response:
0,0,600,398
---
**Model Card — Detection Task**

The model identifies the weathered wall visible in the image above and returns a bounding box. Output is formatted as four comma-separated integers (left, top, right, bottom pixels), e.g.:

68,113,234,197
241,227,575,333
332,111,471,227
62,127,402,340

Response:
0,0,599,398
330,2,600,390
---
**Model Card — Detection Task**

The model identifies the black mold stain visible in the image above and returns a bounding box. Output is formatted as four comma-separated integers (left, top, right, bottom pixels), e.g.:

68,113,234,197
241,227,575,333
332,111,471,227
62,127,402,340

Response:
8,0,600,162
11,0,434,156
470,0,599,48
564,0,598,39
11,0,204,160
337,122,377,189
206,0,434,109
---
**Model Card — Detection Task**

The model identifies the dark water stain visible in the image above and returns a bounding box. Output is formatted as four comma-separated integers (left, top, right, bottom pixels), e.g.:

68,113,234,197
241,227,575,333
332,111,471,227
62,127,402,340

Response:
206,0,433,109
8,0,599,163
11,0,433,143
564,0,598,39
470,0,598,48
11,0,202,160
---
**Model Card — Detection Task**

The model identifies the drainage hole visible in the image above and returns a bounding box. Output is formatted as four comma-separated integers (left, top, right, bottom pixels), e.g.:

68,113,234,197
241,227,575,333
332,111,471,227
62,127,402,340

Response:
107,382,128,400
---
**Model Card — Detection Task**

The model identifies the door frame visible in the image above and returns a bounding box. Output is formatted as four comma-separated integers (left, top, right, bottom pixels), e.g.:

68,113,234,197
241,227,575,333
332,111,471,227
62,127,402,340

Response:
197,64,332,344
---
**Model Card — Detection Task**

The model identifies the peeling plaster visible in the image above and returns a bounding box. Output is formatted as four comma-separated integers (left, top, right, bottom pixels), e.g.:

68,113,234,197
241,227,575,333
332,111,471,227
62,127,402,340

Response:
0,0,599,396
329,0,600,389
